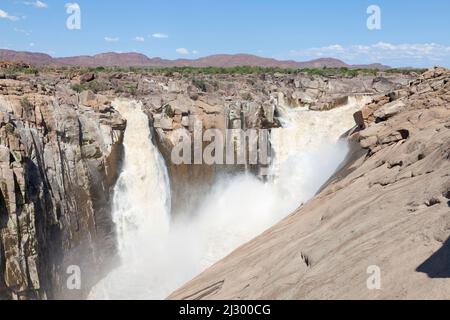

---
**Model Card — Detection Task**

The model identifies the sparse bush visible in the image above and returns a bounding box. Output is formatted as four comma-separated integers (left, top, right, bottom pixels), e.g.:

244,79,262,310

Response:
86,80,110,93
22,67,39,76
4,123,16,134
20,97,34,116
385,68,427,75
241,92,253,101
163,104,175,118
125,84,137,95
71,83,87,93
192,78,208,92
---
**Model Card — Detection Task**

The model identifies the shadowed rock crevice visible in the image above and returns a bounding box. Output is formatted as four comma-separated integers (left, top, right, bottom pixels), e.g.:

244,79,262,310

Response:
417,237,450,278
0,190,7,228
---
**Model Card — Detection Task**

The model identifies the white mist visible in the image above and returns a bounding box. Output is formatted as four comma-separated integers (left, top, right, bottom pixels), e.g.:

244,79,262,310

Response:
90,96,369,299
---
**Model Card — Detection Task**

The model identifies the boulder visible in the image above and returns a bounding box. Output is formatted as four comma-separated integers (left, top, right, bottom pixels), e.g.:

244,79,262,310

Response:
160,117,174,130
79,90,110,111
79,90,96,107
0,145,10,163
373,100,406,122
360,135,378,149
353,111,365,128
80,72,95,83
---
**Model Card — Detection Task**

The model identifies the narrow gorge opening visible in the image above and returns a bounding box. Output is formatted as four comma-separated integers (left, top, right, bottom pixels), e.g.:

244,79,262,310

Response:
89,95,370,300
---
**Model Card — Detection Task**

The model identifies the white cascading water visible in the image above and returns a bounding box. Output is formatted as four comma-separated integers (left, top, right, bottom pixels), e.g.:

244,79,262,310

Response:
89,99,171,299
90,96,370,300
269,95,372,211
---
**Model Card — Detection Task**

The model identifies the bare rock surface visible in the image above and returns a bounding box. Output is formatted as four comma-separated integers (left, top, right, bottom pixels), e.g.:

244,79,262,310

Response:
169,67,450,300
0,78,125,299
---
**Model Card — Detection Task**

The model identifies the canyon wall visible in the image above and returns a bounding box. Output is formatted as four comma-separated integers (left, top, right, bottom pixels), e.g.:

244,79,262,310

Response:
0,77,125,299
0,67,415,299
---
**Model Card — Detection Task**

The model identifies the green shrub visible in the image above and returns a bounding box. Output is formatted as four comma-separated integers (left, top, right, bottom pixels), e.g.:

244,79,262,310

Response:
86,80,110,93
22,67,39,75
71,83,87,93
125,84,137,95
4,123,15,134
163,104,175,118
192,78,208,92
241,92,253,101
20,97,34,116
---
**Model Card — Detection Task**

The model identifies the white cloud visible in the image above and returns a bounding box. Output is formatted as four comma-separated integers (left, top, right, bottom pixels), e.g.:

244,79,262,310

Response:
0,9,19,21
24,1,48,8
29,42,35,47
134,36,145,42
176,48,190,55
65,2,79,10
192,50,199,55
104,37,120,43
14,27,31,35
289,42,450,66
152,33,168,39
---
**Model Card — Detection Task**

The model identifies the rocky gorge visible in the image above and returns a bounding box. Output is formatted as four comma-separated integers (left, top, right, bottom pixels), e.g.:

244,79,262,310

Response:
170,67,450,299
0,62,432,300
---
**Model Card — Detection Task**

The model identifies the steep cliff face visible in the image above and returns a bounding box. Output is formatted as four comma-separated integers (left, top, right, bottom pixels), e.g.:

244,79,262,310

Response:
0,77,125,299
169,67,450,300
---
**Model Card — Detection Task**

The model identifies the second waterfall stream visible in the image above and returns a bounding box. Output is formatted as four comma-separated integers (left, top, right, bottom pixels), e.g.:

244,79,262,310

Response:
90,96,370,299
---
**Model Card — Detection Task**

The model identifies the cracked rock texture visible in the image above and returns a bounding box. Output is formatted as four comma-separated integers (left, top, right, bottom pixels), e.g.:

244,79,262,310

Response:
169,67,450,300
0,77,125,300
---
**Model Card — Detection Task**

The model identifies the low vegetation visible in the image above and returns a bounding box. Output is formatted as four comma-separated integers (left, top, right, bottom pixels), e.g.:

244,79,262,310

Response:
20,97,34,116
71,80,111,93
38,65,427,78
192,78,208,92
0,63,39,78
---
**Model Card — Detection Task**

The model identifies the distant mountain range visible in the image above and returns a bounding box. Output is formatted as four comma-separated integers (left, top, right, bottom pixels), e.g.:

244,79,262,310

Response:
0,49,390,69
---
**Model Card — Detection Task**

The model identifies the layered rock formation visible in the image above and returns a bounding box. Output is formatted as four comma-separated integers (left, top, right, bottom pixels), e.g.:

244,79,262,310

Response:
169,67,450,300
0,76,125,299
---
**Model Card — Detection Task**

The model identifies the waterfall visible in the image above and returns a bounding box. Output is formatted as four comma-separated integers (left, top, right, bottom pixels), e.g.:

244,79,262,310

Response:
271,96,372,175
112,99,171,244
89,96,370,300
89,99,171,299
269,95,372,212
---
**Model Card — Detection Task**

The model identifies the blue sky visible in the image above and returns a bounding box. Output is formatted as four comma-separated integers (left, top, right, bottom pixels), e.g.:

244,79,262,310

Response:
1,0,449,67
